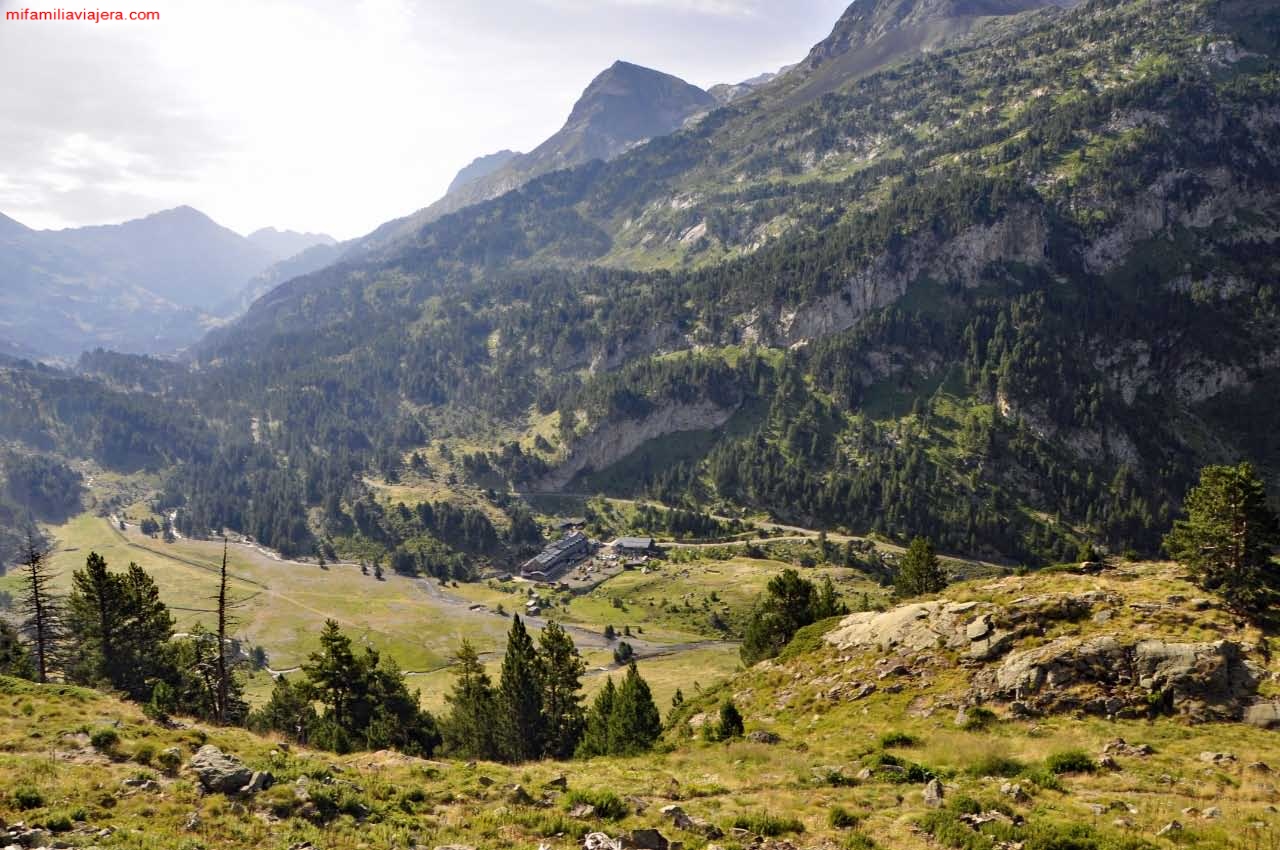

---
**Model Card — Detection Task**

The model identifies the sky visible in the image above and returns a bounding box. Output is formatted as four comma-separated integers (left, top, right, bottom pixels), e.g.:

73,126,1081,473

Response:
0,0,850,240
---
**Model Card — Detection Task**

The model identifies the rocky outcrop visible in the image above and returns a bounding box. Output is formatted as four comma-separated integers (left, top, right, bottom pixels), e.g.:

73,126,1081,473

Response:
825,586,1265,721
531,400,738,492
975,638,1263,720
742,206,1048,348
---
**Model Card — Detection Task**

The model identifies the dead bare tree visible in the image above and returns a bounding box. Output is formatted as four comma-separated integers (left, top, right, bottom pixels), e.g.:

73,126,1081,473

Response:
17,533,63,683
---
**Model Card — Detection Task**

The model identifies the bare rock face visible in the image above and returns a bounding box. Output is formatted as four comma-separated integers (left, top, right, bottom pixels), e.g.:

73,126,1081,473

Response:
974,638,1261,720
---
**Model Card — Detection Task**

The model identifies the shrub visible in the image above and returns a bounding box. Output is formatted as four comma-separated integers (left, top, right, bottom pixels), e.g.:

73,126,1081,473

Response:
132,742,156,765
1045,750,1097,775
829,806,862,829
965,754,1025,778
89,727,120,752
878,731,920,748
843,834,878,850
42,813,73,833
960,707,999,731
156,747,182,775
563,789,628,820
863,752,936,783
730,812,805,836
1021,767,1064,792
12,785,44,809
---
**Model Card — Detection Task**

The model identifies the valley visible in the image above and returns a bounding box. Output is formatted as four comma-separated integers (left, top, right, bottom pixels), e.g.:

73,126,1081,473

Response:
1,0,1279,847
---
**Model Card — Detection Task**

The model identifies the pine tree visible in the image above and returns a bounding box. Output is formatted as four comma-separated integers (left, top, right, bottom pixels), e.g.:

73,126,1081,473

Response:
251,674,318,744
67,554,175,701
606,662,662,756
303,620,361,735
17,534,62,683
1164,462,1280,617
66,551,120,686
576,676,616,759
537,621,586,759
441,640,500,760
713,699,744,740
496,615,544,762
0,619,34,679
895,537,948,598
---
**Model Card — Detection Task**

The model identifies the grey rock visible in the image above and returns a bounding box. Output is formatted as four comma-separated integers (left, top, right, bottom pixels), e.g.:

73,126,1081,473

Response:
1247,762,1272,773
546,774,568,790
966,615,993,641
999,782,1029,802
1199,751,1237,764
661,804,724,839
923,778,945,808
1156,821,1183,837
1203,807,1222,819
506,784,535,805
1245,702,1280,729
746,731,781,745
570,804,597,819
189,745,253,794
240,770,274,794
182,812,202,832
1098,755,1119,771
624,829,670,850
583,836,622,850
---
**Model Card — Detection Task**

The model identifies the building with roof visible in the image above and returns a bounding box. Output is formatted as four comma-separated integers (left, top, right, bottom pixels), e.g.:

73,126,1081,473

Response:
521,531,590,579
614,536,655,554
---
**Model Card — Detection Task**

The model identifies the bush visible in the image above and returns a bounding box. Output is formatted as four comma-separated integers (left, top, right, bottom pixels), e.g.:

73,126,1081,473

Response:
843,834,878,850
960,707,998,731
42,813,73,833
879,731,920,748
12,785,44,809
132,742,156,765
563,789,628,820
829,806,862,829
729,812,806,836
89,727,120,752
863,752,936,783
1045,750,1097,775
156,747,182,775
965,754,1025,778
1021,767,1064,792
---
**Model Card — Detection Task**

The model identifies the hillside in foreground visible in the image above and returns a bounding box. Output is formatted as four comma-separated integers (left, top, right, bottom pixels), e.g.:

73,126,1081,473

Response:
3,560,1278,850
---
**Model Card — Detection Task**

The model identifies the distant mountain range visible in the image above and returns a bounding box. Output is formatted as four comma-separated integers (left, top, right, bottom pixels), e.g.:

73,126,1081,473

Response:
0,207,333,359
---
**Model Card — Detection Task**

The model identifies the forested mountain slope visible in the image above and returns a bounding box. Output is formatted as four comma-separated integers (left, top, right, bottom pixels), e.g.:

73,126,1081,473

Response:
172,0,1280,565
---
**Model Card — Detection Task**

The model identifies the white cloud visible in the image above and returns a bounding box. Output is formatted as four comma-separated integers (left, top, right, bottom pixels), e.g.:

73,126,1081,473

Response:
0,0,849,238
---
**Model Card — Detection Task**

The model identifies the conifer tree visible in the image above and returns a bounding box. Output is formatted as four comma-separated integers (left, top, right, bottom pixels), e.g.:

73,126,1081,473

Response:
250,674,318,744
66,553,174,700
576,676,616,759
1164,462,1280,617
607,662,662,756
441,640,500,760
895,537,948,598
715,699,744,740
537,621,586,759
17,534,62,683
496,615,544,762
0,619,34,679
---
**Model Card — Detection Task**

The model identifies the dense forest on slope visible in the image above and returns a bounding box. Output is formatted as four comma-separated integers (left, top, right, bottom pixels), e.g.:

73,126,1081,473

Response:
3,0,1278,567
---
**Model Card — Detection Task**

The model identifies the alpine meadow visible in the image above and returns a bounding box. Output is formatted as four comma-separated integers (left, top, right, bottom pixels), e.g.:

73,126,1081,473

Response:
2,0,1280,848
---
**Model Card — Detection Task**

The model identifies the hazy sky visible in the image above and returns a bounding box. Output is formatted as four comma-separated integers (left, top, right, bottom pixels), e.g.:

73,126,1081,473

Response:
0,0,849,240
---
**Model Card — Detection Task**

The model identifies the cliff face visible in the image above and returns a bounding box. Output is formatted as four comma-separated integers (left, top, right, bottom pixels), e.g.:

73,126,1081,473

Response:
532,400,738,492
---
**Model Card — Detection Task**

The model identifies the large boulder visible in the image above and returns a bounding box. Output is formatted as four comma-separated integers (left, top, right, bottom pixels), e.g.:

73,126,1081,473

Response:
189,745,254,794
1245,703,1280,729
